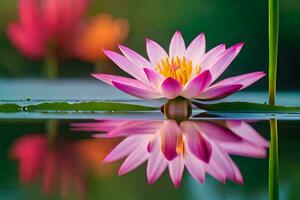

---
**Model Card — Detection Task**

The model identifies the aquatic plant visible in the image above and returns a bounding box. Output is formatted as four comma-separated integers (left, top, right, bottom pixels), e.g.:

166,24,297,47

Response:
268,0,280,199
93,31,265,100
268,0,279,105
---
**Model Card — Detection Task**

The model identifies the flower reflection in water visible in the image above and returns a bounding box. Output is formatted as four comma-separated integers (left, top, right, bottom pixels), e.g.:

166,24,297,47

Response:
73,118,269,188
10,134,116,199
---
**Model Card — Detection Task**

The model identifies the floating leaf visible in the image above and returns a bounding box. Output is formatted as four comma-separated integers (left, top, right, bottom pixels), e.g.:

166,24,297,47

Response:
0,103,21,112
192,101,300,113
0,102,157,112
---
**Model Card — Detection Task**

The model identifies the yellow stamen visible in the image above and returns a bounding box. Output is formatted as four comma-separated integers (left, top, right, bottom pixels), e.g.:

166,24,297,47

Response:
157,57,200,85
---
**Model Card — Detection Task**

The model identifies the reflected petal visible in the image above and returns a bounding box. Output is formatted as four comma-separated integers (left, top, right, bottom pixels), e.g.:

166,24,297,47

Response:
193,121,242,142
220,141,267,158
108,120,162,137
226,120,269,147
72,120,128,132
185,149,205,184
118,140,149,175
211,144,243,184
73,118,268,187
103,135,148,163
181,122,212,163
161,120,180,160
147,136,168,184
169,157,184,188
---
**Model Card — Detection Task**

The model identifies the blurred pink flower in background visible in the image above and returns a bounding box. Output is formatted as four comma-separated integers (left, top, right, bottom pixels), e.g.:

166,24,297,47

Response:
7,0,89,59
7,0,130,77
93,31,265,100
73,119,269,188
10,134,117,199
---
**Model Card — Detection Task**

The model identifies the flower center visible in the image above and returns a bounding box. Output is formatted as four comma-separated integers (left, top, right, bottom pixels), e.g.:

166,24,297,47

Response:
156,57,200,85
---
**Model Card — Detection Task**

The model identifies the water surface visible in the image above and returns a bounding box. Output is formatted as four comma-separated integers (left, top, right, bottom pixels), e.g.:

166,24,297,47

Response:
0,80,299,200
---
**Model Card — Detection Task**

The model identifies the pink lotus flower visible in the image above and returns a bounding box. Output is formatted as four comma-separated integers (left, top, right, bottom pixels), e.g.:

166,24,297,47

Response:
7,0,88,59
92,31,265,100
73,119,269,188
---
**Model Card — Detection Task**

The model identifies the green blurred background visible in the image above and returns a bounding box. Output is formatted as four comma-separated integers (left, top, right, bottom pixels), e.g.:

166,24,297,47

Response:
0,0,299,91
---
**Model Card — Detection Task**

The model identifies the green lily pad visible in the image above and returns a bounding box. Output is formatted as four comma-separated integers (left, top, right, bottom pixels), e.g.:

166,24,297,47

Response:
0,103,22,112
192,101,300,113
0,102,157,112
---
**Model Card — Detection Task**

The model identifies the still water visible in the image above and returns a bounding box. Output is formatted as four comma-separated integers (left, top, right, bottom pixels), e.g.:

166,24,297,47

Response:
0,81,299,200
1,116,299,200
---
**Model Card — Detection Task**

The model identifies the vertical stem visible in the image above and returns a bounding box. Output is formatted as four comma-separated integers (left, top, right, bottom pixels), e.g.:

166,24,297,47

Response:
269,119,279,200
268,0,279,195
94,59,103,73
46,119,59,145
268,0,279,105
44,51,59,79
94,59,110,73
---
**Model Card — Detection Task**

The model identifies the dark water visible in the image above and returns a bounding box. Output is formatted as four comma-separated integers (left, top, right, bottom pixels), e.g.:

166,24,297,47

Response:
1,81,299,200
0,117,299,200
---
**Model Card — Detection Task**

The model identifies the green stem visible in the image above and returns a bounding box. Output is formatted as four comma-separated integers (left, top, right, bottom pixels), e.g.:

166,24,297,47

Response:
94,59,110,73
268,0,279,105
44,51,59,79
269,119,279,200
46,119,59,146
